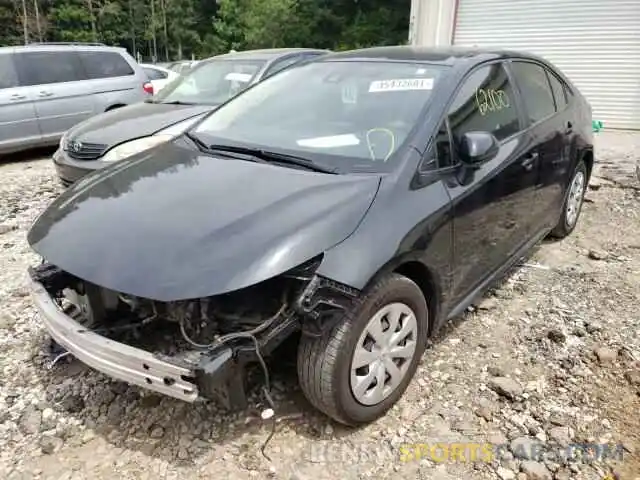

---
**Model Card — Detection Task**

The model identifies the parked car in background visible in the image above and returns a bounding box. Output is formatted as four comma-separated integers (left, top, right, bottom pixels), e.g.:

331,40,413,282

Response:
166,60,200,75
0,42,151,156
140,63,180,94
53,47,329,185
29,46,592,426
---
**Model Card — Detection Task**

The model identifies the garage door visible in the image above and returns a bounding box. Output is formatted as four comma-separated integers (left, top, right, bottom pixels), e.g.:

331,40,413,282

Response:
452,0,640,130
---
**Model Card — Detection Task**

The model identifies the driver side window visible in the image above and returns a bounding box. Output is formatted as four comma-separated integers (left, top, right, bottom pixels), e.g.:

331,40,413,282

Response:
421,62,520,172
448,63,520,146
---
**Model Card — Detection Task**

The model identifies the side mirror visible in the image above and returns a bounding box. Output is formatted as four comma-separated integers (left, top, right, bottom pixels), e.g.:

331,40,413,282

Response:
458,131,499,167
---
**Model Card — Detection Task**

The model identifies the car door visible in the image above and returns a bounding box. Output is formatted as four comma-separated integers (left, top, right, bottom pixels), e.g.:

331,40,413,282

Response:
545,69,576,195
14,49,95,143
509,60,569,231
77,49,147,108
0,50,42,153
435,61,538,305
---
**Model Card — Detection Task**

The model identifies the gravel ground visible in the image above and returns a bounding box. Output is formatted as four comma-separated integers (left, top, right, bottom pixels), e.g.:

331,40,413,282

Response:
0,132,638,480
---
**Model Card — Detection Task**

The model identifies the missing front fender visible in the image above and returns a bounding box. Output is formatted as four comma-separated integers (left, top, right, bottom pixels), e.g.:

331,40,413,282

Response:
296,275,360,336
30,258,325,408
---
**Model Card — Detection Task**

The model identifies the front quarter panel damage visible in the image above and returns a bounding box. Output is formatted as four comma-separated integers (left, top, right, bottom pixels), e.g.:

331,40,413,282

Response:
315,174,454,326
27,138,382,301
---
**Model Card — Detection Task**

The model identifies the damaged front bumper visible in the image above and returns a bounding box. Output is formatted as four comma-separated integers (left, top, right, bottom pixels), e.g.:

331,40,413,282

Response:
28,260,359,408
29,274,201,402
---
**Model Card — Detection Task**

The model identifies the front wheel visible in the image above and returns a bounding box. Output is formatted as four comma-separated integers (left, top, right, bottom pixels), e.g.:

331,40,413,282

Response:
297,273,429,425
550,160,587,238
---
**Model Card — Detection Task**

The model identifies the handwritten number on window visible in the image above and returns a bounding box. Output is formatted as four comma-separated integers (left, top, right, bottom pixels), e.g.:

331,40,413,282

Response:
475,88,510,116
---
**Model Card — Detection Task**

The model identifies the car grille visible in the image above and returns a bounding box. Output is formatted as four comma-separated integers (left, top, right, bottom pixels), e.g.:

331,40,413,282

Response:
66,141,108,161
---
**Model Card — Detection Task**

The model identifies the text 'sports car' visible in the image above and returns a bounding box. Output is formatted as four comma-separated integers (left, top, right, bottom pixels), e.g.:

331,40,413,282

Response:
28,46,594,426
53,48,329,186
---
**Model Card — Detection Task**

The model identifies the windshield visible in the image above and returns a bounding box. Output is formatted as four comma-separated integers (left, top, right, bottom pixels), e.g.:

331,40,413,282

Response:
191,61,447,173
154,59,265,105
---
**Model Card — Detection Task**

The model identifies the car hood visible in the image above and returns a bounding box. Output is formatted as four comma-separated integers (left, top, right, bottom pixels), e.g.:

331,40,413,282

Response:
28,139,381,301
67,102,213,146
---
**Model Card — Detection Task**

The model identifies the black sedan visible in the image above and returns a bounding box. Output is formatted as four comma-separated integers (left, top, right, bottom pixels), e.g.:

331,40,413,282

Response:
53,47,329,186
27,46,593,426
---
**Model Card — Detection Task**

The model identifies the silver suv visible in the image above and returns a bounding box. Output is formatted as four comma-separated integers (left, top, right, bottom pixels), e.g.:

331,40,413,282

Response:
0,43,151,155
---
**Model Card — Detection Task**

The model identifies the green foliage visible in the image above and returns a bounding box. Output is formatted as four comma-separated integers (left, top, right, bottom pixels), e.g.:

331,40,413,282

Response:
48,1,95,43
242,0,298,48
0,0,22,46
1,0,410,60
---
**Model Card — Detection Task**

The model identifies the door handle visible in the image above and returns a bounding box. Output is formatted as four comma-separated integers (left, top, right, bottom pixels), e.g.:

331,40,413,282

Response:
522,152,539,171
565,121,573,135
10,94,27,101
38,91,54,97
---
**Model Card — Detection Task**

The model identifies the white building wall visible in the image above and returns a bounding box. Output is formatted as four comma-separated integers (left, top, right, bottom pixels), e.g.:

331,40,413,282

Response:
408,0,457,47
409,0,640,129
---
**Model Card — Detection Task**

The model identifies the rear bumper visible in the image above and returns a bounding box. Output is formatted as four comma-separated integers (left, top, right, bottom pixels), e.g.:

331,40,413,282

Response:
28,273,199,402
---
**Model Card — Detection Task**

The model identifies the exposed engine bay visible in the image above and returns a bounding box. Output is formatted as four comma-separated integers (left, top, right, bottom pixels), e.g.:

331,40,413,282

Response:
55,269,297,362
29,257,359,408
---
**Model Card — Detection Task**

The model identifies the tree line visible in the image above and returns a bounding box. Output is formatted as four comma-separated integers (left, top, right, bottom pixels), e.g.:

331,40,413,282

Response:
0,0,410,62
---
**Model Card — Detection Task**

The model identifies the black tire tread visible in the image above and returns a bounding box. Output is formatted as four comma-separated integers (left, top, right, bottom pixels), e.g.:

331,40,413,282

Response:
297,273,425,425
550,159,587,239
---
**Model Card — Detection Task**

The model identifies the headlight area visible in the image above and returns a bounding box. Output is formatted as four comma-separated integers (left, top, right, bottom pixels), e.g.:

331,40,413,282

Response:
27,255,360,410
59,133,67,151
99,115,206,163
101,135,173,162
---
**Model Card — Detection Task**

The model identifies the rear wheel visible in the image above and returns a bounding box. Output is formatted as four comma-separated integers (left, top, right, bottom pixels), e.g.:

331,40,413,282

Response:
550,160,587,238
297,273,428,425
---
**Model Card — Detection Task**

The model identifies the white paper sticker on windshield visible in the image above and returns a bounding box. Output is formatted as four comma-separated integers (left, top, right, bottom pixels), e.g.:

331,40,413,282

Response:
369,78,434,93
297,134,360,148
225,72,252,82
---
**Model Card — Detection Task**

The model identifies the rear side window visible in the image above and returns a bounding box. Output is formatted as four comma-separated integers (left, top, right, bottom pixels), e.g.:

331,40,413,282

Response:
15,51,85,86
510,61,556,124
0,54,19,89
447,62,520,143
546,70,568,111
78,51,135,79
144,67,168,80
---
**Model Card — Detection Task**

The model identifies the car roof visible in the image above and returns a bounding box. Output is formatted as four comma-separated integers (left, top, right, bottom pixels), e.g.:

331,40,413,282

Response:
6,43,129,54
209,48,329,62
321,45,542,66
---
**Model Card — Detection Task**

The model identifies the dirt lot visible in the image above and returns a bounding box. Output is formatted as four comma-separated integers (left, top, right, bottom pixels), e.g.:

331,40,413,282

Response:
0,132,638,480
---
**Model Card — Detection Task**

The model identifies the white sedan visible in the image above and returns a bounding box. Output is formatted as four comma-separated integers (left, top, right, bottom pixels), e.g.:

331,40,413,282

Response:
141,64,181,94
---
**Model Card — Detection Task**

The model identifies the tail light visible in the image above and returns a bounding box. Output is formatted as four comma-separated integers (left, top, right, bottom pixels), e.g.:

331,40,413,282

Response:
143,82,154,95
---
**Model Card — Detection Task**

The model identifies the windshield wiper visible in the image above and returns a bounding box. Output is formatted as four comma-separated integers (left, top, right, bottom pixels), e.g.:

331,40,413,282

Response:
185,133,268,163
206,144,338,174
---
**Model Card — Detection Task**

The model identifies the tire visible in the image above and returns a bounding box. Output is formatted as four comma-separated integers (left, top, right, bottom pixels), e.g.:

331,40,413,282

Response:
550,160,587,239
297,273,429,426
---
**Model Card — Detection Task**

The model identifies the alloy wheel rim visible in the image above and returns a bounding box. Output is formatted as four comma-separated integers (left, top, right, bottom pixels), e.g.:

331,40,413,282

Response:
566,171,585,227
350,302,418,406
